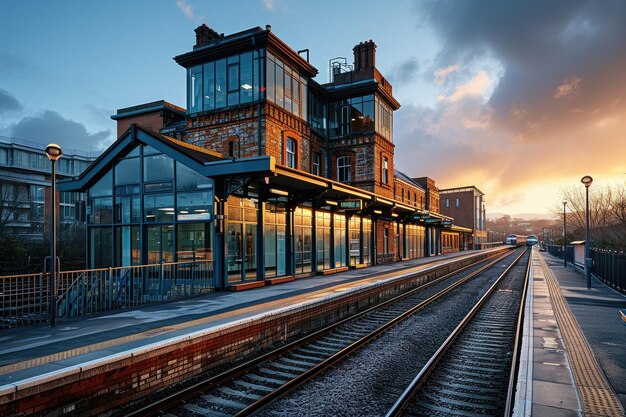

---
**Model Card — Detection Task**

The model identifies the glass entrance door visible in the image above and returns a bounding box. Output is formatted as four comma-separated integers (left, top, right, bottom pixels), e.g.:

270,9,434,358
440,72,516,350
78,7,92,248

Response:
146,225,174,264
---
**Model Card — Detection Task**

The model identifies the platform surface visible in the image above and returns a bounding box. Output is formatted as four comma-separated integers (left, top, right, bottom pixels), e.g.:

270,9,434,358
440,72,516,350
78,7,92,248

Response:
0,250,490,386
516,250,626,417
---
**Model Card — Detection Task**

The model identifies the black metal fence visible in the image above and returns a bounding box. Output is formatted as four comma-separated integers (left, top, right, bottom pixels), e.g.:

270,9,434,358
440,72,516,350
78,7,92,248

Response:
546,244,625,295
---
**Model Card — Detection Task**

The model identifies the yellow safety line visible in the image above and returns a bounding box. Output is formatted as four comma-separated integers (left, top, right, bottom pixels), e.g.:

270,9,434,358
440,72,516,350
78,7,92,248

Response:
538,252,624,417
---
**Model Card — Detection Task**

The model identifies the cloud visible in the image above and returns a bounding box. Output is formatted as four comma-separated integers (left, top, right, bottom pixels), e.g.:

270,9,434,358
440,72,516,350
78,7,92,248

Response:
8,110,111,153
0,89,22,113
262,0,275,11
399,0,626,213
389,58,420,85
554,76,582,99
447,71,491,102
434,64,459,84
176,0,201,21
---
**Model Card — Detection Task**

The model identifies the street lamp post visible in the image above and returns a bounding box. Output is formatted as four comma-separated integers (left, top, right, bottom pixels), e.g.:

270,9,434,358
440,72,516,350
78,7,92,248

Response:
562,200,567,268
581,175,593,289
46,143,62,326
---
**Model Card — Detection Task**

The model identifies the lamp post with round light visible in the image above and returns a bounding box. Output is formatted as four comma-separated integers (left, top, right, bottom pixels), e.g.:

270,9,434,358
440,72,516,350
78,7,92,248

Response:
46,143,62,326
581,175,593,289
562,200,567,268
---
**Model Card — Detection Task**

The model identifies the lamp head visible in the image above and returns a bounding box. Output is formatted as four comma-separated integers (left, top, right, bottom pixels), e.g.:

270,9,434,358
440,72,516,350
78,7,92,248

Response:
580,175,593,188
45,144,63,161
562,200,567,206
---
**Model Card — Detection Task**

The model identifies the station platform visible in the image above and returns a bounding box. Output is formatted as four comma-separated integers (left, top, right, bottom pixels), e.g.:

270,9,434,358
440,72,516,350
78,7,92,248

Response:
515,250,626,417
0,250,490,387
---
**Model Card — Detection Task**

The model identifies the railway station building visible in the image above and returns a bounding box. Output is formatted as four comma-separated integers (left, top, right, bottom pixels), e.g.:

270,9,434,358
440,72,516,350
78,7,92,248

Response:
59,24,473,289
439,186,487,249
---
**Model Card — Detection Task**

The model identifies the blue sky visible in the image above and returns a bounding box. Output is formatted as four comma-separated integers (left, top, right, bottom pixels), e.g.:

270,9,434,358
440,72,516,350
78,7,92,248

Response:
1,0,624,215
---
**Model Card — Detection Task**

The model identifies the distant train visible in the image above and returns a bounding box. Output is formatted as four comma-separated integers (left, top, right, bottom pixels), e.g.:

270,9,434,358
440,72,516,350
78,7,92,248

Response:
526,235,539,246
505,234,527,246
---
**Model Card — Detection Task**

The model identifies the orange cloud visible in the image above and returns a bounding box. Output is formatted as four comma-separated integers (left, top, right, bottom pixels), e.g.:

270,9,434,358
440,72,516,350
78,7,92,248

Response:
554,76,583,99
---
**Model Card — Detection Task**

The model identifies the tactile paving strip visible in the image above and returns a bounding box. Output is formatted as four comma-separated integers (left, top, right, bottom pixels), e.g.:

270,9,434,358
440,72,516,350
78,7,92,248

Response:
538,253,625,417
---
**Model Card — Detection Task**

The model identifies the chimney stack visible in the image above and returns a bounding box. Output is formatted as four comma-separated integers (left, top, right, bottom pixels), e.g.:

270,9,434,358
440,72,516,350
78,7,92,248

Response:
194,24,220,47
353,40,377,71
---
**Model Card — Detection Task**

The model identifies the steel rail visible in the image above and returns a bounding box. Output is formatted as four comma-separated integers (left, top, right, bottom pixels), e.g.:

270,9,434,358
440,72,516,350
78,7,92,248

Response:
503,247,532,416
385,247,528,417
124,250,513,417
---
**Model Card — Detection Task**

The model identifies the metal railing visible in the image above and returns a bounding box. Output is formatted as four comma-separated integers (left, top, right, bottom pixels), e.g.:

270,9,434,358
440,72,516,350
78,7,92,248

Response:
546,244,624,296
0,260,215,329
591,249,625,295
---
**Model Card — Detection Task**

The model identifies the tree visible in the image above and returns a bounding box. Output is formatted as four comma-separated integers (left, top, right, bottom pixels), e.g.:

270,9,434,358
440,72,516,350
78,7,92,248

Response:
0,181,29,238
555,182,626,249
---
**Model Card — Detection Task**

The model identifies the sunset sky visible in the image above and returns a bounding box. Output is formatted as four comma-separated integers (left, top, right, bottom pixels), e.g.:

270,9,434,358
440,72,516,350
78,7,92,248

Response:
0,0,624,216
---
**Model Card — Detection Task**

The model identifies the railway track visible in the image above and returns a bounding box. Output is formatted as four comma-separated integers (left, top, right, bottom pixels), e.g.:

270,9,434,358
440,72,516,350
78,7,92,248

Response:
124,249,521,417
386,248,530,417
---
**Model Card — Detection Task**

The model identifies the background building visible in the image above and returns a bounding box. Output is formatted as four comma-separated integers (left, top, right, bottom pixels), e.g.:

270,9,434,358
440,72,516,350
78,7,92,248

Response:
439,186,487,249
0,136,97,239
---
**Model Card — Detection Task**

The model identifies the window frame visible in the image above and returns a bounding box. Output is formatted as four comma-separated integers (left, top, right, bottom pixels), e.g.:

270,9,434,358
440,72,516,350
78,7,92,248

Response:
285,137,297,169
337,156,351,183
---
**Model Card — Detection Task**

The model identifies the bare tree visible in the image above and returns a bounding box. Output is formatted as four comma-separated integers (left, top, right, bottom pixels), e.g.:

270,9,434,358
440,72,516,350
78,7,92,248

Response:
555,182,626,249
0,181,30,237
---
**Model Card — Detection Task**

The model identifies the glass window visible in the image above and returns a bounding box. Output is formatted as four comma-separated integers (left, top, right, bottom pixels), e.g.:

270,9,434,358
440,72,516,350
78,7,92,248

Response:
115,195,140,224
382,157,388,185
177,191,213,220
188,65,203,113
89,197,113,224
312,153,321,176
240,51,253,104
114,157,139,186
286,138,296,168
176,162,212,191
337,156,351,183
177,222,213,261
215,58,226,108
89,171,113,197
144,154,173,182
144,194,174,223
275,63,284,108
203,61,215,111
266,57,275,103
446,198,450,208
227,63,239,106
89,227,112,269
456,198,460,207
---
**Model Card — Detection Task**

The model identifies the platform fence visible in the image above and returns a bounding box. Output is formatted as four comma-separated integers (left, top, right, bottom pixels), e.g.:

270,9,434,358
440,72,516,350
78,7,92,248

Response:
0,259,215,329
546,244,625,295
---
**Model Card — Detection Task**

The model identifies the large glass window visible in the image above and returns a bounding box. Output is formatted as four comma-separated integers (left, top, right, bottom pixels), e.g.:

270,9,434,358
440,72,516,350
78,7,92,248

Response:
375,97,393,141
144,194,174,223
316,211,332,270
188,50,265,114
144,154,173,183
294,207,312,274
188,65,203,114
337,156,351,183
177,222,212,261
330,95,375,137
89,172,113,197
89,198,113,224
89,227,112,269
264,203,287,278
115,195,140,224
114,225,140,266
334,214,347,267
177,191,212,220
176,162,212,191
266,52,307,120
114,157,140,186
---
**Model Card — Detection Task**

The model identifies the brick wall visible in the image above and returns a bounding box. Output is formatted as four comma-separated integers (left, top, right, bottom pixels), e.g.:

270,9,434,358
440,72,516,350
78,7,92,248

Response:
0,250,506,416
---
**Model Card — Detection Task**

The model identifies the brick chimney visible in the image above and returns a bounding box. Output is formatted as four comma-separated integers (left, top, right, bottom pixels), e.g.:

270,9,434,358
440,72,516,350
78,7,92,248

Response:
194,24,220,47
353,40,377,71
